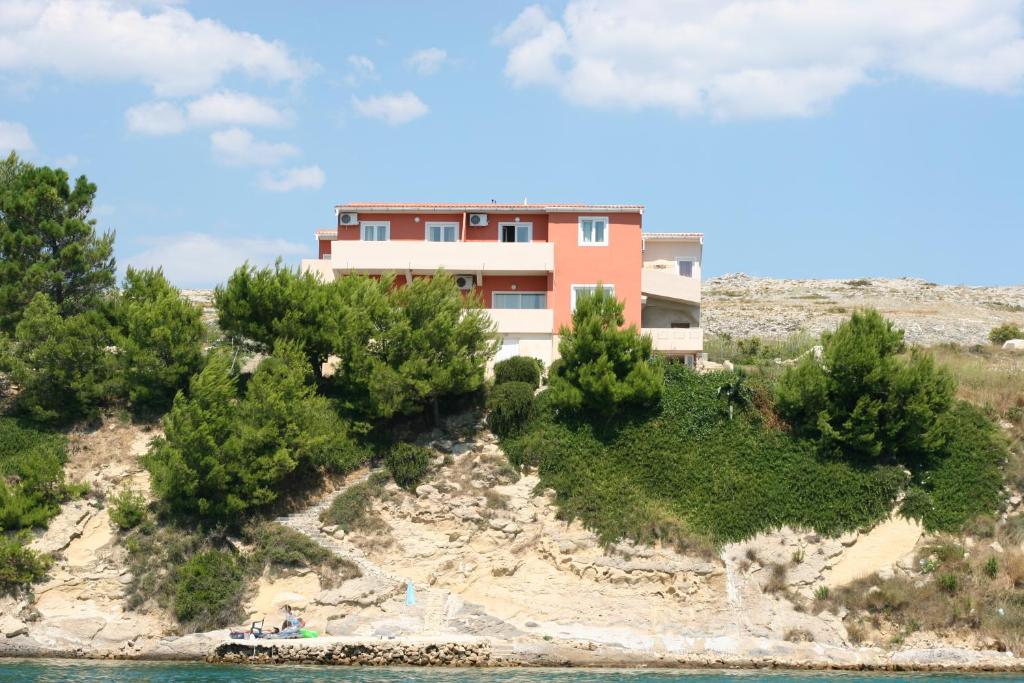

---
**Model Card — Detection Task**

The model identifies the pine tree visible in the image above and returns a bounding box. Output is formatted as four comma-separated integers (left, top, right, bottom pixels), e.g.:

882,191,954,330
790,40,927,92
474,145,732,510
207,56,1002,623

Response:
0,154,115,332
115,267,204,416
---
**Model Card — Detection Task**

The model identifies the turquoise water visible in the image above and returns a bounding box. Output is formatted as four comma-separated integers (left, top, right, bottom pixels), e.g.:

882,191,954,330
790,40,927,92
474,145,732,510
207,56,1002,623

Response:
0,661,1020,683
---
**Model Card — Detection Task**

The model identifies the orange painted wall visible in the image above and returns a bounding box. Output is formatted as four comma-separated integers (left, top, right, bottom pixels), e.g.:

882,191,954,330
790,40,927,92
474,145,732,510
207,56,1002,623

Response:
335,213,464,241
549,213,643,329
318,238,333,258
477,274,551,307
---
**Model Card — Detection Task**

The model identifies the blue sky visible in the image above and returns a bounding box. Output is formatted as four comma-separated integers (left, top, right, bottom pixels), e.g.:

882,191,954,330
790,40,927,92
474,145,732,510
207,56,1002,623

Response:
2,0,1023,287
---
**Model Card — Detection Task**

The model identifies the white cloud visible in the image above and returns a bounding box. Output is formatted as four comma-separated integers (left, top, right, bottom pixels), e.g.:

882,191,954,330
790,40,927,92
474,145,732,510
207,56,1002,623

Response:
0,0,312,96
407,47,448,75
125,100,187,135
123,232,308,288
344,54,377,85
209,127,298,166
0,120,34,151
52,153,78,168
259,165,325,192
352,92,428,125
497,1,1024,119
186,90,290,127
126,90,290,135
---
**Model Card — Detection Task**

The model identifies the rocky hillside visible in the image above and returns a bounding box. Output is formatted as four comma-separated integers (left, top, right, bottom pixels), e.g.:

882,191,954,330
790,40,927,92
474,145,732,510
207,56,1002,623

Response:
703,275,1024,346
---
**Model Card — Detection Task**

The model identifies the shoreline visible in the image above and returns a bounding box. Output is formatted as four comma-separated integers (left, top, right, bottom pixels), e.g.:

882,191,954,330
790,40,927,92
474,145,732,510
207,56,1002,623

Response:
3,635,1024,673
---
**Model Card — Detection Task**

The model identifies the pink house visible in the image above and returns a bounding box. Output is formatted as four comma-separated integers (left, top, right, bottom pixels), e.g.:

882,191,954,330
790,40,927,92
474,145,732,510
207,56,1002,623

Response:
301,202,703,365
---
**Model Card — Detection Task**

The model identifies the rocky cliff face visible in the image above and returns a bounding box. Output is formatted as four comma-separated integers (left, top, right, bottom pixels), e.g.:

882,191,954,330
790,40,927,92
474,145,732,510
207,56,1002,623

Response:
704,274,1024,345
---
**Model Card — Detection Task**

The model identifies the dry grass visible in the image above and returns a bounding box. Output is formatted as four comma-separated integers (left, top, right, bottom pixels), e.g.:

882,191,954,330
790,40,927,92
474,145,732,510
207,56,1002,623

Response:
822,522,1024,651
927,345,1024,422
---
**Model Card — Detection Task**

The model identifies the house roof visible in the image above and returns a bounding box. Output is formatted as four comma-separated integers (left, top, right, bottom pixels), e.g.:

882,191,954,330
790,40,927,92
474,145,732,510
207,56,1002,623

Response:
643,231,704,242
315,229,335,240
336,202,644,214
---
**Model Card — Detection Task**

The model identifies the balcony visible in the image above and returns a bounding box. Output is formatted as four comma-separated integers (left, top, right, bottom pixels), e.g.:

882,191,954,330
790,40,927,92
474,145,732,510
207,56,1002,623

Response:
640,267,701,304
329,240,554,275
486,308,554,335
642,326,704,354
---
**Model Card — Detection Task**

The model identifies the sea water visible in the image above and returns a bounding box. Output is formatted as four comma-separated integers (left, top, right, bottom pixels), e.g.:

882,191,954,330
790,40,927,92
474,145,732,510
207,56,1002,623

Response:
0,661,1020,683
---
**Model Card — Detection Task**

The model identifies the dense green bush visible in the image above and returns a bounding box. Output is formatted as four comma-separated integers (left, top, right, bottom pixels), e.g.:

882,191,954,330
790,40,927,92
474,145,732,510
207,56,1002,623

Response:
108,487,149,530
504,364,909,545
2,293,118,421
0,416,76,530
990,323,1024,346
493,356,542,388
548,286,662,415
776,308,955,466
114,267,204,416
385,443,430,490
487,381,535,437
243,522,360,586
0,533,51,594
145,341,365,522
0,153,115,333
319,474,389,533
172,549,245,629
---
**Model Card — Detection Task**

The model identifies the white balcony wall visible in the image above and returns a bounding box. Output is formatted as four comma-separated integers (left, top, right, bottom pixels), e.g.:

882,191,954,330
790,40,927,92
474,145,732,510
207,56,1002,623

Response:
485,308,554,335
642,327,704,354
330,240,554,275
640,268,701,304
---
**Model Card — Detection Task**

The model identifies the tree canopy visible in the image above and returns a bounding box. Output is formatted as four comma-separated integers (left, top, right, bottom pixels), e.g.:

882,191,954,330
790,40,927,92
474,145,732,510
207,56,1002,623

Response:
547,286,663,414
0,153,115,332
775,308,956,465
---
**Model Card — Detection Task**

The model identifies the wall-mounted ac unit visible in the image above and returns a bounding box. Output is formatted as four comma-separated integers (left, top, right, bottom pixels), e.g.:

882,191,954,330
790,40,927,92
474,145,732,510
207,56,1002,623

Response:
468,213,488,227
455,274,476,290
338,212,359,226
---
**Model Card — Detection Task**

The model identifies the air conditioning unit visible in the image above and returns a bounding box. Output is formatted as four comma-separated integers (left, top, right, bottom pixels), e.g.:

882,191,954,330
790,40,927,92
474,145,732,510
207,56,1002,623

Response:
468,213,488,227
338,212,359,226
455,274,476,290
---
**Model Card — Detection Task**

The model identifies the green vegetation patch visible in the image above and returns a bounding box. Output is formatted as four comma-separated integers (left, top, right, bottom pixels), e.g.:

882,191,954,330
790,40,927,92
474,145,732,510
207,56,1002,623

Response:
0,533,51,594
0,416,79,531
504,365,907,546
319,473,390,534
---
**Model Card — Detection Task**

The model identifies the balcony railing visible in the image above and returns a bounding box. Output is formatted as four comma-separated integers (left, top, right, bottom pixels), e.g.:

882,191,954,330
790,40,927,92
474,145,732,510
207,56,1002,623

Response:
642,326,704,354
329,240,554,275
486,308,554,335
641,267,701,303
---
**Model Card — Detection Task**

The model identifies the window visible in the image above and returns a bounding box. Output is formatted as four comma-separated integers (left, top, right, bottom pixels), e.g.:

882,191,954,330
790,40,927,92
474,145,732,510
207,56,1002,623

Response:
677,259,694,277
426,222,458,242
578,217,609,246
499,222,532,243
571,284,614,310
493,292,546,309
670,322,691,329
361,222,389,241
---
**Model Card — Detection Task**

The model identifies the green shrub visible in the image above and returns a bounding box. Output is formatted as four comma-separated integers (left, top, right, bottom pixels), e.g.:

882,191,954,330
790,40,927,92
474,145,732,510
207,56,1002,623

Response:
172,549,244,629
0,416,74,531
108,488,148,530
386,443,430,490
319,478,387,533
487,381,535,437
547,286,662,415
493,356,542,388
984,556,999,579
0,533,51,594
990,323,1024,346
937,573,959,594
243,522,359,586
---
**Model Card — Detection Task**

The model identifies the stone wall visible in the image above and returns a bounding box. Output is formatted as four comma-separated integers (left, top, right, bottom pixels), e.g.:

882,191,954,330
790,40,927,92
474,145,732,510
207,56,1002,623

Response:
208,638,495,666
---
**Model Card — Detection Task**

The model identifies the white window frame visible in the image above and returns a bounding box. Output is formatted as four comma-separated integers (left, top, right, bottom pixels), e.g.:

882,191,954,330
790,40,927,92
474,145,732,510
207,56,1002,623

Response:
577,216,609,247
571,284,615,310
424,221,459,242
498,221,533,243
676,258,695,277
491,291,547,310
360,221,390,241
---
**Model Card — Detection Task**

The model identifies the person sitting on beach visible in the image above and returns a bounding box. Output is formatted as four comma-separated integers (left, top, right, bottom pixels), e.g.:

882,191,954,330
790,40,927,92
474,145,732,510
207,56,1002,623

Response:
280,605,305,635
